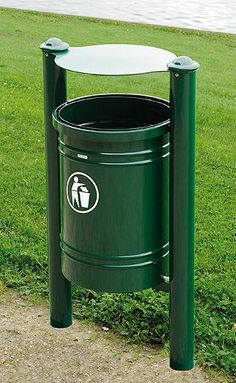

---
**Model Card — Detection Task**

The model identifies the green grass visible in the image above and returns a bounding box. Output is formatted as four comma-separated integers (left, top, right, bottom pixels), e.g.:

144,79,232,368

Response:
0,8,235,381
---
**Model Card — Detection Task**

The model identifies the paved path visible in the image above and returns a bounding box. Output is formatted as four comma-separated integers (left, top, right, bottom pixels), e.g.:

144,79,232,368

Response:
0,289,216,383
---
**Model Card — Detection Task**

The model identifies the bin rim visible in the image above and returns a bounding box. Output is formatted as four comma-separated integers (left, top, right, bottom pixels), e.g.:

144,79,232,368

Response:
53,93,170,142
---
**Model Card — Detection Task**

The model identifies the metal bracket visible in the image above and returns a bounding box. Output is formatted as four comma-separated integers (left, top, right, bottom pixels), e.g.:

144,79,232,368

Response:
155,276,170,293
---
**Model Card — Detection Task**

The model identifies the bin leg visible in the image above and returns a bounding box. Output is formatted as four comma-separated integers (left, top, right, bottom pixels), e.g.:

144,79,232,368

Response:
40,39,72,328
168,57,199,370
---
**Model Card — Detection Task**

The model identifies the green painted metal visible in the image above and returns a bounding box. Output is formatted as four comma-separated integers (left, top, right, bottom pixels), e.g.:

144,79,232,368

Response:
40,38,72,328
40,37,200,370
53,94,170,292
54,45,176,75
168,56,199,370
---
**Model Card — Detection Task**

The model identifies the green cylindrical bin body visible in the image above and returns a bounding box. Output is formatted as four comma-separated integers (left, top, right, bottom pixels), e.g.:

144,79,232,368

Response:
53,94,170,293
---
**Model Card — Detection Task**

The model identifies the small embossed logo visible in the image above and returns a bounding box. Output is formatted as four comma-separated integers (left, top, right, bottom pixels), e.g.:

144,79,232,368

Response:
77,153,88,159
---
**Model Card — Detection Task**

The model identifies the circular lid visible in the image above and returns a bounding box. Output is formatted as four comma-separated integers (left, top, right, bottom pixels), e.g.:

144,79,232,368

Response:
54,44,176,75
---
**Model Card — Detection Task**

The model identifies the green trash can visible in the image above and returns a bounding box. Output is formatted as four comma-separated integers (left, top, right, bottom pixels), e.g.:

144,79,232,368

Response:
40,38,199,370
53,94,170,292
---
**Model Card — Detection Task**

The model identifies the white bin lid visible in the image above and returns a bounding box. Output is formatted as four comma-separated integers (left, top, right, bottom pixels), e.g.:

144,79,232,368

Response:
54,44,176,75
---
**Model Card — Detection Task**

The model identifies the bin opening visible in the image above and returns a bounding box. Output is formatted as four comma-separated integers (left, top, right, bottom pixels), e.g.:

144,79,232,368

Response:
58,94,169,131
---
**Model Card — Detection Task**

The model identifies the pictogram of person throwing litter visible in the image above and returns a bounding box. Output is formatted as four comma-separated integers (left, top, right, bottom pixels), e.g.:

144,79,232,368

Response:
67,172,99,214
71,176,90,209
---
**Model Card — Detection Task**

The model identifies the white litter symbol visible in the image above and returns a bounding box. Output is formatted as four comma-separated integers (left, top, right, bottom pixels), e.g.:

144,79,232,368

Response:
66,172,99,214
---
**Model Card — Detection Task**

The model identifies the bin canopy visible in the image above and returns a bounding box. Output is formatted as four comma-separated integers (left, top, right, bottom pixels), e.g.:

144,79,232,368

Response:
54,44,176,75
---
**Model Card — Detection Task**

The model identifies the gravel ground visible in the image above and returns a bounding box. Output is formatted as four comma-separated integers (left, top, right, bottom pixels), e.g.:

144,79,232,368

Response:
0,289,217,383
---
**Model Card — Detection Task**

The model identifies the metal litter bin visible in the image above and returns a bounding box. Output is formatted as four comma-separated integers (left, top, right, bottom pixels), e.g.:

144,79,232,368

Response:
53,94,170,292
40,38,199,371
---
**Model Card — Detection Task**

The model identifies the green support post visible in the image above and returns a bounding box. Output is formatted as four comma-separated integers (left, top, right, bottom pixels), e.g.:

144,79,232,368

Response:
40,38,72,328
168,56,200,370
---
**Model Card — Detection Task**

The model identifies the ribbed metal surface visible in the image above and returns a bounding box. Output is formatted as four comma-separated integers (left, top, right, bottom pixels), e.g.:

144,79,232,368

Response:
53,94,170,292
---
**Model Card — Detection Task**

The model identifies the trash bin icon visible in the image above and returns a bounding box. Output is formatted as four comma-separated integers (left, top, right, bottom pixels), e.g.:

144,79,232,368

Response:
79,186,90,208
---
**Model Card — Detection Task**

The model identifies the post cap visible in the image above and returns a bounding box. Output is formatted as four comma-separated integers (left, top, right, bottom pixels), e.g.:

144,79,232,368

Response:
40,38,69,52
168,56,199,72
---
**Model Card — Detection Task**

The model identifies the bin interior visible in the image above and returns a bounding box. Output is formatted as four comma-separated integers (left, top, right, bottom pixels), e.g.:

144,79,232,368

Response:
58,94,169,131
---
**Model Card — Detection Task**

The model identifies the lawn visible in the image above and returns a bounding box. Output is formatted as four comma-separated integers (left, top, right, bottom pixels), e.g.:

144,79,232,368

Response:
0,8,235,381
